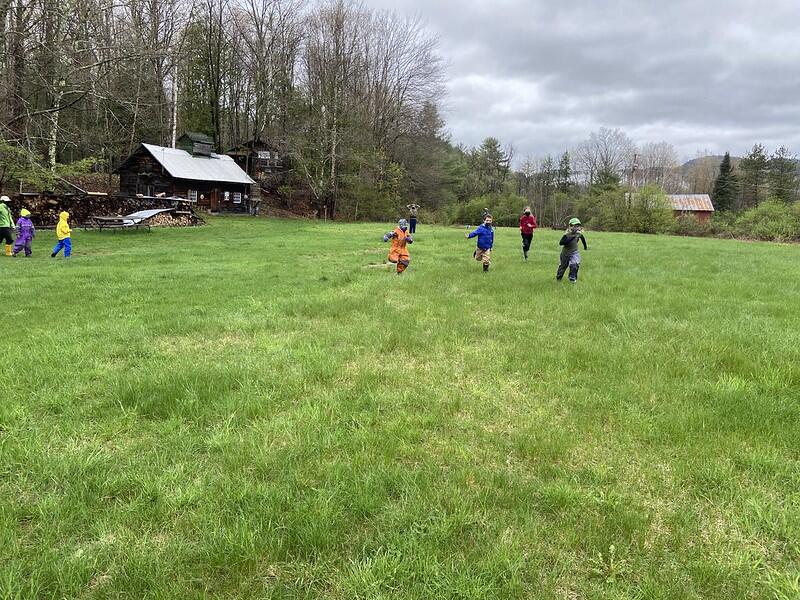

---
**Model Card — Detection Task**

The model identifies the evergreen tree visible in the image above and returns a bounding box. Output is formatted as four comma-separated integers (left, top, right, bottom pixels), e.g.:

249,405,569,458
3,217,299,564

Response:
767,146,798,203
479,137,511,194
739,144,768,208
557,151,572,192
712,152,739,212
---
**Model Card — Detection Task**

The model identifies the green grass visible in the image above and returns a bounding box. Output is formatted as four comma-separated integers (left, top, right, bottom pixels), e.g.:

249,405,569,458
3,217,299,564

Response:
1,218,799,599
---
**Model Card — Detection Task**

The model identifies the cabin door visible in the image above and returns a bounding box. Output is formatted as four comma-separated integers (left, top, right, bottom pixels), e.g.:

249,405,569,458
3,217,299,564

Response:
211,190,220,212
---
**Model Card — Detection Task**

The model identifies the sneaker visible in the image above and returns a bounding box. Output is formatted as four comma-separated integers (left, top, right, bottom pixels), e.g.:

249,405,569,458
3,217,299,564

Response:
569,279,577,284
51,252,56,258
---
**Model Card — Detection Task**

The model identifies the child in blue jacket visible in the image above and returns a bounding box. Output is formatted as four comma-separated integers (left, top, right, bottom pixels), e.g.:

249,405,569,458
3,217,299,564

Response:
466,214,494,272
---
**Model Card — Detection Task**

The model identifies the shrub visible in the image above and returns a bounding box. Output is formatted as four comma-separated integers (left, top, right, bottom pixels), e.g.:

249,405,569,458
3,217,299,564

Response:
277,185,294,208
453,192,529,227
586,185,672,234
670,213,711,237
733,200,800,242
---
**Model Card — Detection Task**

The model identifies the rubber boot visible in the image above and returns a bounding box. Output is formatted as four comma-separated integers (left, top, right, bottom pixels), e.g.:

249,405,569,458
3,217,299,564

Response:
4,244,11,256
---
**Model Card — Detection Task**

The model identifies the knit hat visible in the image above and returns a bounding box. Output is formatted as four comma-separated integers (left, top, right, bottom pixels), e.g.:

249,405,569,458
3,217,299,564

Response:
569,217,582,226
398,218,408,229
20,208,31,217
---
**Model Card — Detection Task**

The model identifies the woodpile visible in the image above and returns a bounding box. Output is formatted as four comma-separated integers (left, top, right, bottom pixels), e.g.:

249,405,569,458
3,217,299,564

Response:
4,194,201,228
147,212,197,227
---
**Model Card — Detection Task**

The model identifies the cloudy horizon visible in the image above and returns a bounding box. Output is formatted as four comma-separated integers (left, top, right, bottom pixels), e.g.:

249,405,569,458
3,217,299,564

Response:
368,0,800,164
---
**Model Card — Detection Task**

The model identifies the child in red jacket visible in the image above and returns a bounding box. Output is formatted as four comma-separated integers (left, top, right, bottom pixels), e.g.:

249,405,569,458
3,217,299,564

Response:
519,207,537,261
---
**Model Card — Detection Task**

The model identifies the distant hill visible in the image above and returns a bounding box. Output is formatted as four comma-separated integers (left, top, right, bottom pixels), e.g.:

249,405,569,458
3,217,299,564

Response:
682,154,800,173
681,155,741,172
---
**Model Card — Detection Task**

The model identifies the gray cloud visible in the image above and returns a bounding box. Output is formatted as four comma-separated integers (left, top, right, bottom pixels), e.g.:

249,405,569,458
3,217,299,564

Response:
367,0,800,161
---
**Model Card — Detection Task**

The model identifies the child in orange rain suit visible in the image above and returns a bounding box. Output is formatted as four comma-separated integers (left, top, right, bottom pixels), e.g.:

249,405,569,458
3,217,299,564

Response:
383,218,414,274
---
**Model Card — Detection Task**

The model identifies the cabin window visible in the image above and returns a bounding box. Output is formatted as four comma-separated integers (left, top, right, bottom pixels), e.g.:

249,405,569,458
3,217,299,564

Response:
233,192,242,204
188,190,198,203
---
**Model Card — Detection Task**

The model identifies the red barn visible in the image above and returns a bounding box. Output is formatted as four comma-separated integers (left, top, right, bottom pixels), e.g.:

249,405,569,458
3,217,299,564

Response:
667,194,715,224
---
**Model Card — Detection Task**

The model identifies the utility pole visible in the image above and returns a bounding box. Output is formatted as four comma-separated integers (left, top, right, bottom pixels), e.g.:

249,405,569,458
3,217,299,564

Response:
171,63,179,149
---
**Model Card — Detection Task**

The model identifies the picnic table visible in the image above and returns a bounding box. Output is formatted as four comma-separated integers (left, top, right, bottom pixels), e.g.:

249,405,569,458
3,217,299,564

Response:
88,215,151,232
86,208,178,232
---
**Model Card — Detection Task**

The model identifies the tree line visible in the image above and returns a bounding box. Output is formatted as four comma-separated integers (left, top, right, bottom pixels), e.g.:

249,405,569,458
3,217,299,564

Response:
0,0,447,218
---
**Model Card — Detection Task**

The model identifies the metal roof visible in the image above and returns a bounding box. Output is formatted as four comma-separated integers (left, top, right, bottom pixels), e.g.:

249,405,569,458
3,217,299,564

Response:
123,208,175,225
142,144,255,185
667,194,715,212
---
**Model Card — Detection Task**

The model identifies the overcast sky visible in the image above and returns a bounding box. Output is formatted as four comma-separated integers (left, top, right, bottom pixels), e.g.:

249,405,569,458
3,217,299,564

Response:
367,0,800,163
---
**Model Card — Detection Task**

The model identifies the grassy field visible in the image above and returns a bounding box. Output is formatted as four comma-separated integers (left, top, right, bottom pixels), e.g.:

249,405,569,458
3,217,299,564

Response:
1,217,799,599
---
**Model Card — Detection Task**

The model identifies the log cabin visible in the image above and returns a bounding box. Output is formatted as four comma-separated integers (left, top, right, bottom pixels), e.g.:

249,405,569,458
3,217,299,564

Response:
115,142,256,213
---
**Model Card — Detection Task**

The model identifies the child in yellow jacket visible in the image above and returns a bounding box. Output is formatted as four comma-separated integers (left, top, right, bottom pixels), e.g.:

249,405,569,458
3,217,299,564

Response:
51,211,72,258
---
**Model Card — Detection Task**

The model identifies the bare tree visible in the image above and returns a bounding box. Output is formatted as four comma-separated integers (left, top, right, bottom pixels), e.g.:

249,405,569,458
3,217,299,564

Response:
637,141,680,190
576,127,635,185
299,0,365,217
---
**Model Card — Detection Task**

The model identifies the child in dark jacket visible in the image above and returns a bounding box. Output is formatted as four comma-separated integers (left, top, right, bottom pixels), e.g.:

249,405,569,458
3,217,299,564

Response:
12,209,35,257
557,218,587,283
466,214,495,272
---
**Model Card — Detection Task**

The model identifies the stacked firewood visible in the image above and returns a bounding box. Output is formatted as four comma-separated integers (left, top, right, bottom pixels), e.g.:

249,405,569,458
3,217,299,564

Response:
4,195,201,228
148,212,198,227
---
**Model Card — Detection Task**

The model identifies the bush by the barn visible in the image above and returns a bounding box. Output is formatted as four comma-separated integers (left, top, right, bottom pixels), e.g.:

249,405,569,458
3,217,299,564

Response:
670,213,712,237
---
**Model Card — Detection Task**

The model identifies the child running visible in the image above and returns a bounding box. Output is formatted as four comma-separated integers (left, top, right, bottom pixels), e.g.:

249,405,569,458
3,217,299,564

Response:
51,211,72,259
466,214,494,273
557,218,587,284
383,218,413,274
519,206,537,261
12,209,35,257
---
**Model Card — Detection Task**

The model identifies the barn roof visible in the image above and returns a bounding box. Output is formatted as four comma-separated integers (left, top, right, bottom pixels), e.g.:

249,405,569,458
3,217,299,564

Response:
667,194,715,212
141,144,255,185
